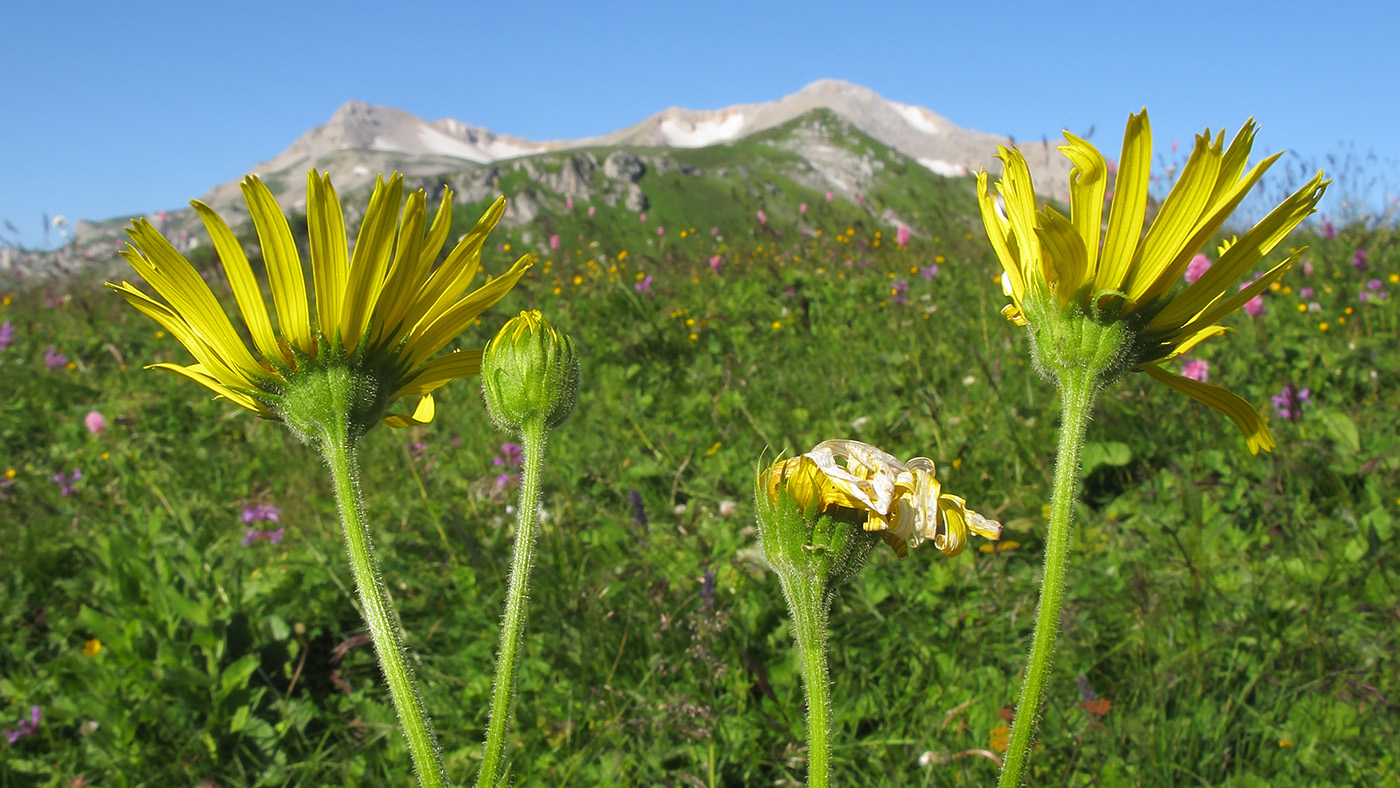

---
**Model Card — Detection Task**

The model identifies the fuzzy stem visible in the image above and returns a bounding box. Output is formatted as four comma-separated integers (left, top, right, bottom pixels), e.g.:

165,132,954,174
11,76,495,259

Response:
322,430,447,788
781,573,833,788
998,366,1096,787
476,418,547,788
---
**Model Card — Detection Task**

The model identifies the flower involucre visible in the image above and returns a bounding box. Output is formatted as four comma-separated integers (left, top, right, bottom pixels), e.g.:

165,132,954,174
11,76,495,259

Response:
109,171,532,431
763,439,1002,558
977,110,1327,454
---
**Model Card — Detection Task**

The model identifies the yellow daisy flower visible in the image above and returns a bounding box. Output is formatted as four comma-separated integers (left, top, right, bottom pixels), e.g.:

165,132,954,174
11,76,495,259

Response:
978,110,1327,453
763,439,1002,558
109,171,532,435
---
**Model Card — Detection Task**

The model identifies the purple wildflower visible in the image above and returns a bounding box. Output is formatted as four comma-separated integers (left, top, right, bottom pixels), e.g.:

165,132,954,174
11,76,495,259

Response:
1271,386,1310,422
896,225,911,247
1367,279,1384,292
241,503,282,524
1351,248,1368,271
52,469,81,497
3,706,41,743
1321,219,1336,239
634,274,652,293
920,263,939,281
242,527,285,546
1299,287,1314,298
0,320,14,351
890,279,909,305
708,255,724,275
630,488,648,527
44,346,67,370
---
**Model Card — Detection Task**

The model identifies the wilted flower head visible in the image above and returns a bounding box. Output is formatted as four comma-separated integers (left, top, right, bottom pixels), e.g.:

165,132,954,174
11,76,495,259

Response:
108,171,531,442
977,110,1327,453
762,439,1001,558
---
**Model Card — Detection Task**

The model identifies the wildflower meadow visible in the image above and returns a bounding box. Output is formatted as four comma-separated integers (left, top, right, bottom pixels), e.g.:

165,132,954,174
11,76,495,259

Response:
2,112,1398,787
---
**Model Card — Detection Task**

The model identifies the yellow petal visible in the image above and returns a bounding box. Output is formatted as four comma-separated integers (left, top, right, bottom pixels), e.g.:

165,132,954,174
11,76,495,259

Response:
391,348,484,399
120,223,263,376
1142,364,1274,454
401,255,534,370
1058,132,1108,280
1124,128,1223,302
997,147,1042,291
146,362,272,416
189,200,284,364
106,280,254,391
368,189,432,348
977,171,1026,303
1149,173,1325,332
1035,205,1088,297
1096,109,1152,294
306,171,349,341
340,173,405,349
382,393,436,428
1170,251,1300,344
241,176,312,354
1139,324,1231,364
405,196,506,333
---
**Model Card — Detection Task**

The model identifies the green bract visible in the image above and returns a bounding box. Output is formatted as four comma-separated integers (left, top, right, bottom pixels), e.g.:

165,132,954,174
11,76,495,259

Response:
482,310,580,431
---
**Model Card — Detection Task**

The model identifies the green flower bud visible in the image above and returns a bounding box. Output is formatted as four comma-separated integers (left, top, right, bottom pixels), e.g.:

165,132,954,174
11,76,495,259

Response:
481,310,580,432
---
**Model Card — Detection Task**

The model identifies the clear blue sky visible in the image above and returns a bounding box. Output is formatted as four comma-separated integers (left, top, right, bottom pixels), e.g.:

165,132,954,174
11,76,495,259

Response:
3,0,1395,247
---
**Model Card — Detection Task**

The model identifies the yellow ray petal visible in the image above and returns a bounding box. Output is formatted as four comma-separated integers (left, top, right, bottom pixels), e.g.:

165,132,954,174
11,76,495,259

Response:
120,223,263,375
402,255,534,370
976,171,1026,302
189,200,284,363
145,362,272,416
997,147,1041,289
1059,131,1108,280
405,196,506,333
417,187,455,272
391,349,484,399
1142,364,1274,454
340,173,405,349
1035,205,1088,297
1139,324,1231,365
1170,251,1301,344
1096,109,1152,293
306,171,349,341
370,190,430,347
106,280,254,391
382,394,435,428
1124,129,1223,302
1150,173,1325,331
241,176,312,354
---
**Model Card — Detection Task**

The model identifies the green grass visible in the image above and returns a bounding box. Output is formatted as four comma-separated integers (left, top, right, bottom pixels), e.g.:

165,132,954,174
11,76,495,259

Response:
2,170,1397,787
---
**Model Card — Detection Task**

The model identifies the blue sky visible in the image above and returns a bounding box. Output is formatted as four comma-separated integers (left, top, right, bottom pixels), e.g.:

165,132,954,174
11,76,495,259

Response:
3,0,1395,247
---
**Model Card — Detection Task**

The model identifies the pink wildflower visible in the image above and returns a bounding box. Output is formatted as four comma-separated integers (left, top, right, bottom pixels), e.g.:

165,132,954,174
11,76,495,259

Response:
1181,359,1210,382
896,225,911,247
85,411,106,435
756,210,767,225
549,234,559,251
1184,253,1212,284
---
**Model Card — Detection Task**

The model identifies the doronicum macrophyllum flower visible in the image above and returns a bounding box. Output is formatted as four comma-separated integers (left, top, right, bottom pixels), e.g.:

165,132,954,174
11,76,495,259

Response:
762,439,1002,559
481,309,580,433
977,110,1327,454
108,171,532,442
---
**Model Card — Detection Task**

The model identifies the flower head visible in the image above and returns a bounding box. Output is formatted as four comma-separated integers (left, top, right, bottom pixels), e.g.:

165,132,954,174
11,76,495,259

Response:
0,320,14,351
977,111,1327,453
84,410,106,435
108,171,531,442
480,309,579,432
762,439,1001,558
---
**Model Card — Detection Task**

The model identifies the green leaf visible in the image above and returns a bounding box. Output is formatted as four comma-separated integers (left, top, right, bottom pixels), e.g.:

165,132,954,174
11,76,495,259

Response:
1081,441,1132,476
1319,408,1360,455
219,653,261,700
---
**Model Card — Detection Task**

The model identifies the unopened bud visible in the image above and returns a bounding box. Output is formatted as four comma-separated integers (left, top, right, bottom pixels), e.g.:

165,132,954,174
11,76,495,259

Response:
481,310,579,432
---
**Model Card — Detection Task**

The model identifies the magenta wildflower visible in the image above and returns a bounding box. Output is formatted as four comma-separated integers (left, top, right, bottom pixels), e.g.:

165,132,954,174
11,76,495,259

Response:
896,224,911,247
639,212,647,224
1303,259,1314,276
920,263,939,280
1367,278,1384,292
756,210,767,225
890,279,908,304
85,410,106,435
44,346,67,370
494,442,523,468
0,320,14,351
1321,219,1336,239
588,206,596,217
1271,386,1310,422
634,274,653,293
1184,253,1212,284
549,234,559,251
799,203,807,214
1352,248,1369,271
242,527,285,546
565,197,573,212
709,255,724,275
710,226,719,237
3,706,41,743
657,226,665,236
825,191,833,202
1180,359,1210,382
1300,287,1314,298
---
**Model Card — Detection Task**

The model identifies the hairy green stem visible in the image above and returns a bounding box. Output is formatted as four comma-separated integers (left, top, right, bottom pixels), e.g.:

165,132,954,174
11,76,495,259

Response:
998,367,1096,787
781,573,832,788
322,430,447,788
477,418,547,788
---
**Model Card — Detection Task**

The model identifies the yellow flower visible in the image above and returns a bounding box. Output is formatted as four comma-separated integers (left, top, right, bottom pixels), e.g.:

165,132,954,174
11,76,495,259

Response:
978,111,1327,454
763,439,1002,558
83,638,102,656
109,172,531,431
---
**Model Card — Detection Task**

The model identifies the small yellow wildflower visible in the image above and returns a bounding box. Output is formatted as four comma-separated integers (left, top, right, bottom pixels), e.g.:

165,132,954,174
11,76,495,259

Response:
572,275,583,285
83,639,102,656
771,321,782,330
3,468,14,479
1345,306,1354,315
1319,321,1330,332
618,250,628,261
1296,303,1307,313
